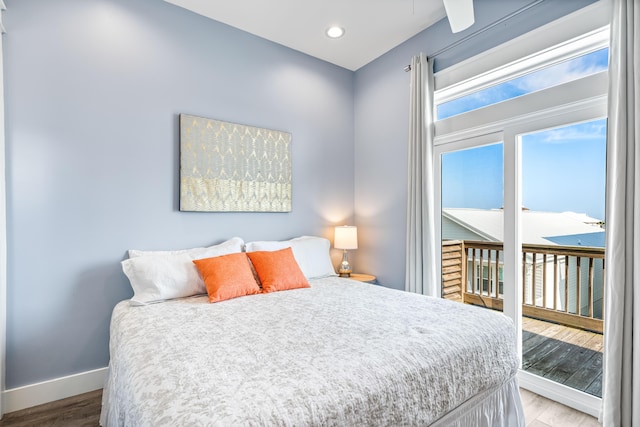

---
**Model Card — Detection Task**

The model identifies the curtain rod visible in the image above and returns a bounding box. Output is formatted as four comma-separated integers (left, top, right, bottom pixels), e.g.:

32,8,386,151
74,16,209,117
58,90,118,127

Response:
404,0,544,72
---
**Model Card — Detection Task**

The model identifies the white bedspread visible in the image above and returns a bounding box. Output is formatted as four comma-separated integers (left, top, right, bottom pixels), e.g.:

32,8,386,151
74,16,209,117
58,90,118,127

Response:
101,277,521,426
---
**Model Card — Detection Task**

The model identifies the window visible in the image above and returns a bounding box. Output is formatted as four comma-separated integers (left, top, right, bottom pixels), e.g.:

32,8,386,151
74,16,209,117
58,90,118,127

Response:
434,3,608,416
437,48,609,120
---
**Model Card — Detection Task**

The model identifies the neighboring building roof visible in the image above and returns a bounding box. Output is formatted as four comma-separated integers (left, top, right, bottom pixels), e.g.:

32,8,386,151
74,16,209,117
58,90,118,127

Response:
442,208,604,247
544,232,606,248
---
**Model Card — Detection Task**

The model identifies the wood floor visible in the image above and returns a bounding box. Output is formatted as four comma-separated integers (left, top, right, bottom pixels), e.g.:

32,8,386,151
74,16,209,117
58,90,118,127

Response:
522,317,603,397
520,388,601,427
0,389,102,427
0,388,600,427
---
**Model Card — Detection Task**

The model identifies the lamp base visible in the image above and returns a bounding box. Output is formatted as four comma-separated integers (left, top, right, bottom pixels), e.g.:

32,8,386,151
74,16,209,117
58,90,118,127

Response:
338,269,352,278
338,250,352,277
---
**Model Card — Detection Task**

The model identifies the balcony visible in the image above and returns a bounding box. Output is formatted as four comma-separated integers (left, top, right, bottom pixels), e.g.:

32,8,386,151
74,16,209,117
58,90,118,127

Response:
442,239,604,397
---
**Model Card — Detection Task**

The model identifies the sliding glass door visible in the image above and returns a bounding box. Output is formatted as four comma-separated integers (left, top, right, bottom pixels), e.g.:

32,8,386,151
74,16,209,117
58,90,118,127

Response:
519,120,606,398
436,113,607,415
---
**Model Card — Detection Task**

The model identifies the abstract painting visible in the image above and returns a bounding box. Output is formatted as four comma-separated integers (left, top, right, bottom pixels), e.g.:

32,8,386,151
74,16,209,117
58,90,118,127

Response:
180,114,292,212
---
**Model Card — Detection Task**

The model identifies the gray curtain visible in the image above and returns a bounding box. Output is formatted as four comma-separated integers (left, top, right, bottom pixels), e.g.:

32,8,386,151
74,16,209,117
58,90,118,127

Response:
405,54,439,297
601,0,640,425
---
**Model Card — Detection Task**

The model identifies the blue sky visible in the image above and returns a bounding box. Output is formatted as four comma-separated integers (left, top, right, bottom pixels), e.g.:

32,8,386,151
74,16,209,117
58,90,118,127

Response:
440,48,608,221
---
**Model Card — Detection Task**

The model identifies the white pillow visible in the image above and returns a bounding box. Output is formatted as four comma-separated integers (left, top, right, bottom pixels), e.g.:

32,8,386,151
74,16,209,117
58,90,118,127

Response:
122,253,202,306
128,237,244,259
245,236,337,279
123,237,245,305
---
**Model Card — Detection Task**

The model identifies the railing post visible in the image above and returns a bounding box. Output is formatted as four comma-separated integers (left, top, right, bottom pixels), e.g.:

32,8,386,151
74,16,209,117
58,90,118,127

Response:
495,249,500,298
471,248,476,296
461,241,467,303
564,255,570,313
602,258,605,321
531,252,537,307
588,258,594,318
576,257,582,316
487,250,493,297
479,249,484,296
522,252,527,305
542,253,547,309
553,254,558,311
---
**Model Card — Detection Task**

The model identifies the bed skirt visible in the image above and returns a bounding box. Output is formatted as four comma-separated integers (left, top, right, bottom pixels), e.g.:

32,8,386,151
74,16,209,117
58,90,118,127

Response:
432,375,525,427
101,371,525,427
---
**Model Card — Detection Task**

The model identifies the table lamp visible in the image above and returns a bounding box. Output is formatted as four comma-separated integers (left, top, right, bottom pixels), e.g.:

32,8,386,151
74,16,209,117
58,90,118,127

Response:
334,225,358,277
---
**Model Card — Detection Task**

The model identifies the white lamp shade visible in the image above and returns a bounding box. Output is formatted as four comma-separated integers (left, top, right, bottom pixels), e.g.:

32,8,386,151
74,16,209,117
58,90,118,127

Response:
443,0,475,33
334,226,358,250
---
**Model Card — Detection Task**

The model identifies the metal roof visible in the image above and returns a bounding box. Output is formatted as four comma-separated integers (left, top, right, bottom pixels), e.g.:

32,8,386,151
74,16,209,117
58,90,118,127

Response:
442,208,604,246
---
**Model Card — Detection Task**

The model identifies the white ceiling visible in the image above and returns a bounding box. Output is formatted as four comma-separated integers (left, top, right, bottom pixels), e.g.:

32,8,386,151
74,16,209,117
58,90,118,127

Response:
164,0,448,71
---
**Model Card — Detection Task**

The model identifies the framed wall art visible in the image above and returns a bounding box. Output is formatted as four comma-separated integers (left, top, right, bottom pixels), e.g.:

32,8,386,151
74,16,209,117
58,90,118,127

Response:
180,114,292,212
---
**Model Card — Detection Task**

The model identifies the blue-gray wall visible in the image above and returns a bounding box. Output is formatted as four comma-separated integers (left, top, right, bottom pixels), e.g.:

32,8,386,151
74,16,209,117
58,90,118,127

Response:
352,0,598,290
4,0,354,389
3,0,598,390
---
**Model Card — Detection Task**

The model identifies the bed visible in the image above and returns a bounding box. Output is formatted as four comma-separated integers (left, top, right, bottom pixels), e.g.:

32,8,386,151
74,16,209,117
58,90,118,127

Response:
100,237,524,426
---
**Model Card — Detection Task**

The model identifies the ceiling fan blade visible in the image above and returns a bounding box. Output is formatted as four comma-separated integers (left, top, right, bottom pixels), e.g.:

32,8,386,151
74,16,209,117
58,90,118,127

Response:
443,0,475,33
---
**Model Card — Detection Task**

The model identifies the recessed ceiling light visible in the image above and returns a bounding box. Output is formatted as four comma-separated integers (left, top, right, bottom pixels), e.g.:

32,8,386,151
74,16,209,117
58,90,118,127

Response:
326,26,345,39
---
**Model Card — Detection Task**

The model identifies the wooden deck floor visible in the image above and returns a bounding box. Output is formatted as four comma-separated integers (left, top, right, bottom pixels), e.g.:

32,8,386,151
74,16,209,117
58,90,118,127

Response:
522,317,603,398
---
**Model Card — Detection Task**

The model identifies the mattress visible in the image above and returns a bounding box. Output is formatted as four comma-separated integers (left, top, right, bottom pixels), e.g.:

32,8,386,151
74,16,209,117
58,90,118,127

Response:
100,277,523,426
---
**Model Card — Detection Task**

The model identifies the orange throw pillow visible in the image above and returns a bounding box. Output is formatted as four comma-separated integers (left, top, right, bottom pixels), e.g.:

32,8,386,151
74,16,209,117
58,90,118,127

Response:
247,247,311,293
193,253,261,303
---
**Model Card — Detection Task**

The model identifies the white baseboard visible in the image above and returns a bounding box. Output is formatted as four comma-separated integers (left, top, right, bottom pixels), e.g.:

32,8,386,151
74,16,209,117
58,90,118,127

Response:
3,367,108,414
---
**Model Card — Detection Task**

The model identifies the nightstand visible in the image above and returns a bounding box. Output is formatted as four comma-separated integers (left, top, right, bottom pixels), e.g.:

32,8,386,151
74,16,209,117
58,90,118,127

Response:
347,273,377,284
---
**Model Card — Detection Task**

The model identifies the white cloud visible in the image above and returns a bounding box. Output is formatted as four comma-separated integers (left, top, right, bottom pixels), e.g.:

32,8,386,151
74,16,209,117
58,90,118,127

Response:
513,55,606,93
534,122,607,144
